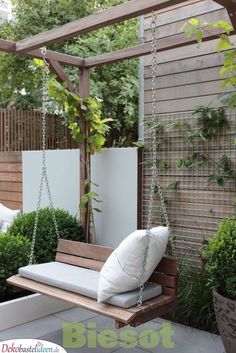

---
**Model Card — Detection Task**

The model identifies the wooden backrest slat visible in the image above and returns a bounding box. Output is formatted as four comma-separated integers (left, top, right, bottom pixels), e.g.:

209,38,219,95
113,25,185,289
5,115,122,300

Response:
56,253,105,271
162,286,177,298
56,240,178,299
57,239,113,262
155,257,178,276
149,272,177,289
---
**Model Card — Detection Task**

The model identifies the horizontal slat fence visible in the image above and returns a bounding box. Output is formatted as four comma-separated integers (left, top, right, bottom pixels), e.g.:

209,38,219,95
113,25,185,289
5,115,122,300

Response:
143,0,234,115
142,110,236,267
0,152,22,210
142,0,236,265
0,109,77,152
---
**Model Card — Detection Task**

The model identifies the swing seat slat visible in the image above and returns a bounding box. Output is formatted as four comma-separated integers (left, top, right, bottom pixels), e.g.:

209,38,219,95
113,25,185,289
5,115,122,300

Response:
7,239,178,327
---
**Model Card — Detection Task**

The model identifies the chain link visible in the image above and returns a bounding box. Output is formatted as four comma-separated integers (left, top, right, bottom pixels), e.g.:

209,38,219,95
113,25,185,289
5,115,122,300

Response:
137,13,176,306
29,47,60,265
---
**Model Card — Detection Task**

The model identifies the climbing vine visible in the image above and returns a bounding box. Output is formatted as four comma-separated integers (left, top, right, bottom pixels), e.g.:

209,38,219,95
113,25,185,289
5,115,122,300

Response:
182,18,236,107
173,106,235,187
48,78,112,154
47,77,112,214
145,106,235,189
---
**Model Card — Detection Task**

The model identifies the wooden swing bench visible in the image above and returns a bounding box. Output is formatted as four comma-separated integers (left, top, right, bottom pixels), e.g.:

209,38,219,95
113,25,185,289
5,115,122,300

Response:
8,239,178,328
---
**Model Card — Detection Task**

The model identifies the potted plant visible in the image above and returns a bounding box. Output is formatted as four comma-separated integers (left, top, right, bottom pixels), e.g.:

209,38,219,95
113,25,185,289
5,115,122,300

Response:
202,218,236,353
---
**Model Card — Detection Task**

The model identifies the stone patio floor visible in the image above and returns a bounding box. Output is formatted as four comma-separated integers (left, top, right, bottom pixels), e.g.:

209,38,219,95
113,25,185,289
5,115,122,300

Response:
0,307,225,353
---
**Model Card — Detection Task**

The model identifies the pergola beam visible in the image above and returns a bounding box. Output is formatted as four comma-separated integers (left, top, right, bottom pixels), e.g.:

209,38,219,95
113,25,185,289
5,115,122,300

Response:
30,49,84,67
48,60,78,94
15,0,188,53
227,7,236,29
0,38,84,68
213,0,236,7
214,1,236,29
84,27,235,68
84,43,151,68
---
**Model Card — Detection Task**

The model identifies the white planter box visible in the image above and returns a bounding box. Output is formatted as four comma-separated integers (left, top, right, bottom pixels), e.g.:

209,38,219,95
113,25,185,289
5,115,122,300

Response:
0,294,73,331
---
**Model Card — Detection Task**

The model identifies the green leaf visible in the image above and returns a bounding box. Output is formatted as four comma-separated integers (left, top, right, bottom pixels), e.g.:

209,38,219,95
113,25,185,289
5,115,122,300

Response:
210,20,233,33
216,35,231,52
166,181,179,190
133,141,144,148
217,177,225,187
208,174,225,187
93,208,102,213
189,18,200,26
196,31,203,44
33,58,43,67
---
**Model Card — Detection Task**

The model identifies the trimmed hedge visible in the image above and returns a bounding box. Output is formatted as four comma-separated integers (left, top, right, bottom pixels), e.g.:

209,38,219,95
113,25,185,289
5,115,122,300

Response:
202,218,236,300
8,208,83,264
0,233,31,298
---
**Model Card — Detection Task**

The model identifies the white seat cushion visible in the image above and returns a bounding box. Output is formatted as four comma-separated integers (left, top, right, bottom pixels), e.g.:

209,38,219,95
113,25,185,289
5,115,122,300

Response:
97,226,169,303
19,262,162,309
0,203,20,232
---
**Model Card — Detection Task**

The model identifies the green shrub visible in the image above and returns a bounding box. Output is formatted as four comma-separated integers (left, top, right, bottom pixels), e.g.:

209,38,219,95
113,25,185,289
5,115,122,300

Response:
8,208,83,264
0,233,31,298
168,259,217,333
202,218,236,300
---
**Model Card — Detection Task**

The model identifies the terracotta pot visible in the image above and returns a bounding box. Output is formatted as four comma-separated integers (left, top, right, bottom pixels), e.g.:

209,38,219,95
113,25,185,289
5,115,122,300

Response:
213,289,236,353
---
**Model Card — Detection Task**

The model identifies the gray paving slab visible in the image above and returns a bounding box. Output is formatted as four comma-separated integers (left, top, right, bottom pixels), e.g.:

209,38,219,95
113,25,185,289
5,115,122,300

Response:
79,316,161,342
40,328,120,353
138,318,225,353
115,349,146,353
0,315,63,341
53,307,98,323
0,309,225,353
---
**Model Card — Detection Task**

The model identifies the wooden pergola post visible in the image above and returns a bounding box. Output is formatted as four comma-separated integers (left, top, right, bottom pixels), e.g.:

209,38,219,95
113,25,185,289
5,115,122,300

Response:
78,67,92,243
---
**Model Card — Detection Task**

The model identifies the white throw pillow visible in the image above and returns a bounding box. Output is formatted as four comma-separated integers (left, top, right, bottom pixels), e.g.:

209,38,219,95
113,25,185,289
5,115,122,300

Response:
0,203,21,232
97,226,169,303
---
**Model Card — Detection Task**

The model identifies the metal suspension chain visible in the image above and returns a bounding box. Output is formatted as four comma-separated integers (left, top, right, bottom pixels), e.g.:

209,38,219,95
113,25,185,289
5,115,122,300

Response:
137,13,176,306
29,47,60,265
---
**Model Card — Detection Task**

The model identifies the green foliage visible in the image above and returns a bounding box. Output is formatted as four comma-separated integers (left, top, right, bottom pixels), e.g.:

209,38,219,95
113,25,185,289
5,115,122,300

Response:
48,78,111,153
202,218,236,300
167,119,188,130
0,233,31,298
178,152,207,169
133,141,145,148
168,260,217,333
165,181,179,190
169,106,235,187
80,179,102,213
0,0,138,146
209,154,236,187
192,105,229,140
183,19,236,108
157,159,169,170
141,159,169,170
8,208,83,264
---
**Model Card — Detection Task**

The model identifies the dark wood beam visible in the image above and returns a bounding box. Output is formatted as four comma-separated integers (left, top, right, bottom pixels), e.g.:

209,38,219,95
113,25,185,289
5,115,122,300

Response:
15,0,188,53
0,38,15,52
48,59,78,94
30,49,84,67
213,1,236,29
0,38,84,67
84,27,236,68
84,43,151,68
78,68,92,243
213,0,236,7
227,6,236,29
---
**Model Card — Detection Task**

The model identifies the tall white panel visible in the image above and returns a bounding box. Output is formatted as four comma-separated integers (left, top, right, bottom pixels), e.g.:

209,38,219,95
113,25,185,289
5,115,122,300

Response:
23,148,138,246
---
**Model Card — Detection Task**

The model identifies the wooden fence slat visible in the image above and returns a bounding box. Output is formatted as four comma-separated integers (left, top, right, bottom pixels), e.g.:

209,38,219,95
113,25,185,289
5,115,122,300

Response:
0,152,22,210
0,108,74,152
